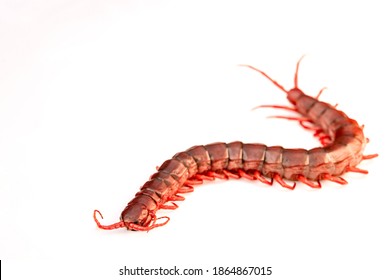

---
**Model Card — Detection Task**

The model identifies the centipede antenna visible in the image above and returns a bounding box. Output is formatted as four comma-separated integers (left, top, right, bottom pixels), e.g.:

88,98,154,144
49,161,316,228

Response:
294,55,306,88
93,210,126,230
239,64,289,94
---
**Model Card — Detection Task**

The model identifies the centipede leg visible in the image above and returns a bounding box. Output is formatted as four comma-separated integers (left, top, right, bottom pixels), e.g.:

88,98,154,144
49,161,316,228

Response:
205,171,229,180
258,109,319,138
271,115,330,142
299,120,318,131
185,178,203,185
160,202,179,210
252,104,298,112
315,87,327,100
362,154,378,160
273,173,296,190
177,185,194,193
297,175,322,188
222,170,241,179
322,174,348,185
298,121,332,145
195,173,215,181
238,169,256,180
270,115,331,145
346,166,368,174
169,194,185,201
253,171,273,185
267,115,312,123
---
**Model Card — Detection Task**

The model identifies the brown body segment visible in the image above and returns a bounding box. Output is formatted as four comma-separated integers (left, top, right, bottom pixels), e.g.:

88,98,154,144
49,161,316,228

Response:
227,141,244,170
157,159,189,184
186,145,211,174
262,146,284,178
94,57,377,231
307,147,334,180
204,142,229,171
173,152,198,177
282,149,309,180
242,143,266,171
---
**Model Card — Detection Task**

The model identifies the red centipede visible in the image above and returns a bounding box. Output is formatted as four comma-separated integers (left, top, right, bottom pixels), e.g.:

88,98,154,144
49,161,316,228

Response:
93,56,378,231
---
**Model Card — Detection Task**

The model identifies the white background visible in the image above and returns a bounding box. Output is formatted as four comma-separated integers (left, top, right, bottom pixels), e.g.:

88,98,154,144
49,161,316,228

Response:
1,1,389,279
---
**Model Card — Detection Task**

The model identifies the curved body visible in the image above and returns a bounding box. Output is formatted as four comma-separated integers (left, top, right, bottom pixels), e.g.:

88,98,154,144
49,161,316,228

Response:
94,57,377,231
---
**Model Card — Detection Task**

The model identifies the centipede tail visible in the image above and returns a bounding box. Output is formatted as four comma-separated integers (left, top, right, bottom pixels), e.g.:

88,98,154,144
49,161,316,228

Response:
94,57,377,231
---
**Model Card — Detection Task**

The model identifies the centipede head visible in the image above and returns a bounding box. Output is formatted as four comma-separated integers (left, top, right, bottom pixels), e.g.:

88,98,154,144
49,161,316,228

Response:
120,203,153,230
94,207,169,231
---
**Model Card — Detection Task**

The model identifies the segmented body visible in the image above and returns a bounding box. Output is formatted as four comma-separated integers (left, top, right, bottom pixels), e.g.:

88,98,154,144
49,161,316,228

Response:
94,57,377,231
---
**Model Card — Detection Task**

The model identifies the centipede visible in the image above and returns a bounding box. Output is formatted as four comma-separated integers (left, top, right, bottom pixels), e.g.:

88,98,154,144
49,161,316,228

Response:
93,56,378,231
